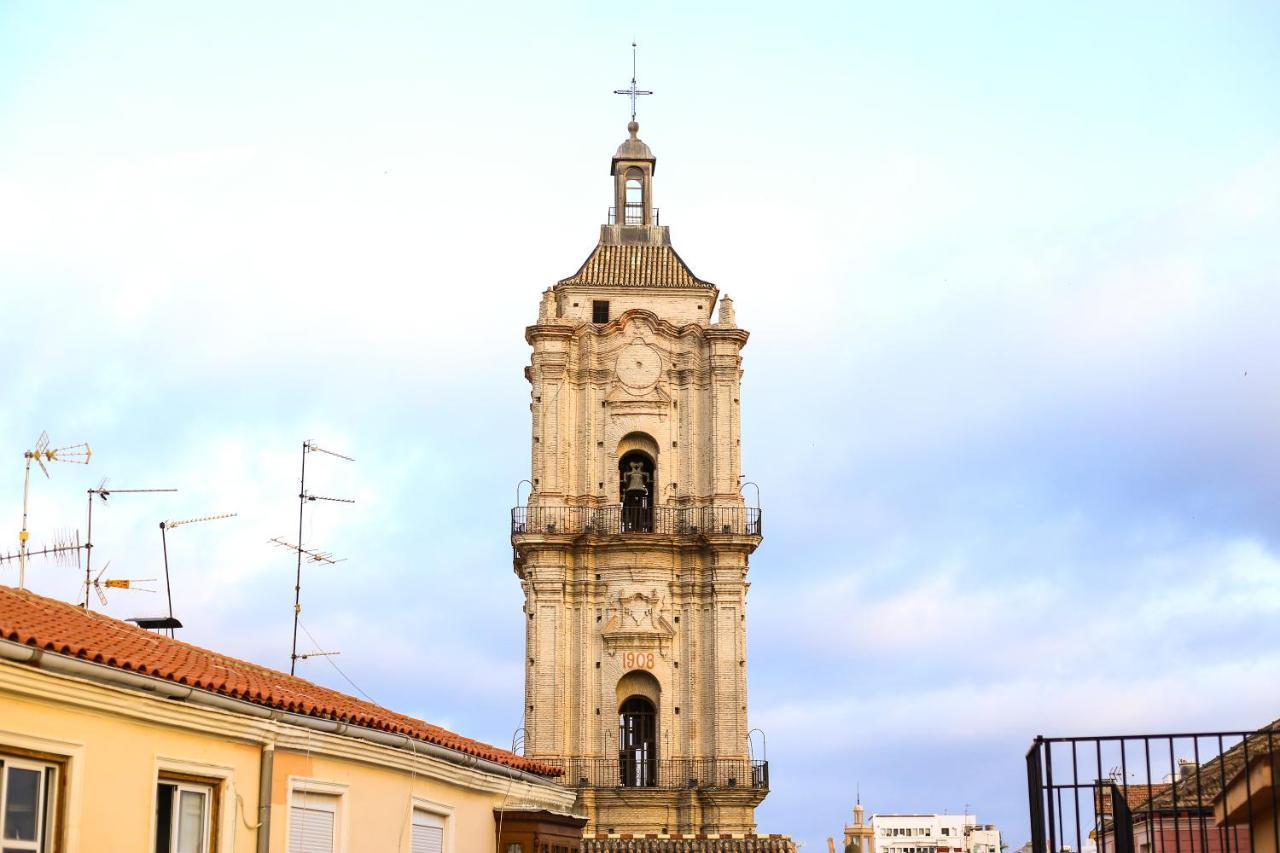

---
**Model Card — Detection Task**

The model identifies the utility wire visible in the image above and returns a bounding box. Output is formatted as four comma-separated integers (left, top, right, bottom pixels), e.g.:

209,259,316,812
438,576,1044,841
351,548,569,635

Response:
297,620,378,704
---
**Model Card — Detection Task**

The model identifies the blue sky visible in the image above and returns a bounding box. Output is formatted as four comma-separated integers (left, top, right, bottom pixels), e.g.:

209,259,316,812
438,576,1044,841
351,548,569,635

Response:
2,1,1279,848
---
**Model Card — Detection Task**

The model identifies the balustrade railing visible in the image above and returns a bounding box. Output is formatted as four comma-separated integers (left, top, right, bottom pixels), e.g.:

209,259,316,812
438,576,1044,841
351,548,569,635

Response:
542,758,768,791
511,505,761,537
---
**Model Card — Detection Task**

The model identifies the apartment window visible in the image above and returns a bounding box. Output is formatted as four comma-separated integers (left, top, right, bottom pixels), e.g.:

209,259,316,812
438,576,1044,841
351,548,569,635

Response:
0,755,58,853
411,808,444,853
155,780,213,853
592,300,610,324
289,791,339,853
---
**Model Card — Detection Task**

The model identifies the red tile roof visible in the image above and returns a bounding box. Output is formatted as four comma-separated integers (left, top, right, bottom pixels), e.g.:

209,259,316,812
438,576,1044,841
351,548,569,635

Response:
0,585,559,778
1097,783,1174,815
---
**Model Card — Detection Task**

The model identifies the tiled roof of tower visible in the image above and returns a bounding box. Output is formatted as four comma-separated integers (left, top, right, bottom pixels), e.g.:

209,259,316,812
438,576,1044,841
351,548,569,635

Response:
557,243,714,289
0,585,559,777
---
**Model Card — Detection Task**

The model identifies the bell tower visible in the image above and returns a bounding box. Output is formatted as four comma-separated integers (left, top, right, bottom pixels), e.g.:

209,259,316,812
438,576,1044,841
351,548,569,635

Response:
511,121,770,840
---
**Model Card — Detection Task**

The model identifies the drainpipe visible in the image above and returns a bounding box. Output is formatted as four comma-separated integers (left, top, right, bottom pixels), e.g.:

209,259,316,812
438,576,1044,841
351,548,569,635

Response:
256,743,274,853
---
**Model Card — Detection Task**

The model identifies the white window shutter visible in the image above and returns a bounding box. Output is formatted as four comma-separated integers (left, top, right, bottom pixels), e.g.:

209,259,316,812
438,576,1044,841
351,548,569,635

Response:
412,824,444,853
288,805,335,853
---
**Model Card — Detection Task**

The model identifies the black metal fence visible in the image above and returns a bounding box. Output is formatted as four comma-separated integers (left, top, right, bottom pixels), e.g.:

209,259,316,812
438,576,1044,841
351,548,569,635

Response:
608,206,661,226
541,757,768,791
511,505,762,538
1027,728,1276,853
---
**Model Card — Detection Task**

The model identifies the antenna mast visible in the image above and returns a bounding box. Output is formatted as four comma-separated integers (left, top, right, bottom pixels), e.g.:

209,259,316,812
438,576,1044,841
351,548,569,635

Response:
16,432,91,589
84,481,177,610
281,440,354,675
155,512,237,637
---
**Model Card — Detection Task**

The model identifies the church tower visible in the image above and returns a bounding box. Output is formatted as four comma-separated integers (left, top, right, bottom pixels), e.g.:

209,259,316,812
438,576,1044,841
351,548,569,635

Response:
511,120,770,840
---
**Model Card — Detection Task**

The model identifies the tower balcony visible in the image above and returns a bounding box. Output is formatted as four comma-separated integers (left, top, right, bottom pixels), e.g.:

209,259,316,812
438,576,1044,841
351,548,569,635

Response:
510,505,762,539
542,757,769,791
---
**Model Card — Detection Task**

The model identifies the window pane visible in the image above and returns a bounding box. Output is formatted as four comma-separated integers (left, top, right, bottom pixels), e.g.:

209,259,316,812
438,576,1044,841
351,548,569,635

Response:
155,784,175,853
176,789,206,853
2,767,39,841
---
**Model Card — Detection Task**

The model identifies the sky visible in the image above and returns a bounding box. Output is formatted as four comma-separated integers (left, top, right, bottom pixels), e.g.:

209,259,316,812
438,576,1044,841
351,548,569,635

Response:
2,1,1279,848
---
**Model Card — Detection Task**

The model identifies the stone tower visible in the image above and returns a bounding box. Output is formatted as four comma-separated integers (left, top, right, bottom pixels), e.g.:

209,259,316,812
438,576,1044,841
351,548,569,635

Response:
511,121,768,839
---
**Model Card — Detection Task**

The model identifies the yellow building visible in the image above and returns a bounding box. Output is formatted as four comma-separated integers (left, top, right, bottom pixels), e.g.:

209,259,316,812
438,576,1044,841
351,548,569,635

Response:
0,585,583,853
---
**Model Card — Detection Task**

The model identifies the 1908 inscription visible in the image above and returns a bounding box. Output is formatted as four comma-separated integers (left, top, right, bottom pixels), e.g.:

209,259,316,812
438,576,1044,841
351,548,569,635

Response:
621,651,655,670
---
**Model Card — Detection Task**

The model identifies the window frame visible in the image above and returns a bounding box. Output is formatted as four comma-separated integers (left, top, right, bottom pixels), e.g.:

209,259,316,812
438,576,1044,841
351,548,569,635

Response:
155,773,218,853
0,752,60,853
408,797,453,853
592,300,610,324
287,777,348,853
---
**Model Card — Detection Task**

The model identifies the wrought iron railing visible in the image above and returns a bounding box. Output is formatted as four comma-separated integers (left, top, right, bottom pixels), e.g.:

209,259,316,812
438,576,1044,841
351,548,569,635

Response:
607,206,660,226
542,758,768,791
511,505,761,537
1027,729,1274,853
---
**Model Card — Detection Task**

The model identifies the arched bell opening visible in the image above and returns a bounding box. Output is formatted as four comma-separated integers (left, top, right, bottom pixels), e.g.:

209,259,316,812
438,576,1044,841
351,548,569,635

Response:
624,168,645,224
619,694,657,787
618,450,656,532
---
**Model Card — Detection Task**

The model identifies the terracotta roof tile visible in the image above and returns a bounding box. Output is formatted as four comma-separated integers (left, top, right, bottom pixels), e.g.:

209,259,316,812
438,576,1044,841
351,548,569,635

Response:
0,585,559,777
558,243,714,289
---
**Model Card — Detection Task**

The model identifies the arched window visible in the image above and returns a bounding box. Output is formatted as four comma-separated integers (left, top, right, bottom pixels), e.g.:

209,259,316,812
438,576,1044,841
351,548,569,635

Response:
619,695,657,787
624,171,644,224
618,450,655,532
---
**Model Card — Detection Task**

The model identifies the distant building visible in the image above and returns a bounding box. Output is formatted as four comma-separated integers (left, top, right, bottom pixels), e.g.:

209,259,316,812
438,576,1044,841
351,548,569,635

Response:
872,812,1002,853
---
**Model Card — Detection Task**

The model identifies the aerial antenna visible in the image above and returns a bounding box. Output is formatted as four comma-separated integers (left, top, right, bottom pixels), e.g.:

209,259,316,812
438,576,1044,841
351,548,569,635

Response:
82,560,157,607
613,41,653,122
0,530,85,570
153,512,237,637
279,440,354,675
15,432,91,589
83,480,177,610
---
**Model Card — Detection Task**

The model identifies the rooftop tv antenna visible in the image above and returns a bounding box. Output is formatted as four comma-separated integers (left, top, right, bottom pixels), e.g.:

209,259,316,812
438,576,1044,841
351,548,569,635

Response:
155,512,237,636
83,480,177,610
0,531,85,571
16,432,91,588
82,560,157,607
278,440,354,675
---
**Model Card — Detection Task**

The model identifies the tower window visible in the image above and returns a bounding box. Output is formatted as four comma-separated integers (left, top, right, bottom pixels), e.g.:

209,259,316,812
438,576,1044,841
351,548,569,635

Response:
624,177,644,224
592,300,610,323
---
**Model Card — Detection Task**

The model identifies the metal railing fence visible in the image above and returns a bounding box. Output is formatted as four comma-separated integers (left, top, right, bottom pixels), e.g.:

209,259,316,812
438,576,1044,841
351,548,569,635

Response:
607,206,661,226
540,757,768,791
511,504,762,537
1027,729,1275,853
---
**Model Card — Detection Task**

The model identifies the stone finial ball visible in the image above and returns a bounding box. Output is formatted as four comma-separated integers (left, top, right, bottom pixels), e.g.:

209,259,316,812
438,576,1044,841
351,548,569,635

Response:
628,120,639,135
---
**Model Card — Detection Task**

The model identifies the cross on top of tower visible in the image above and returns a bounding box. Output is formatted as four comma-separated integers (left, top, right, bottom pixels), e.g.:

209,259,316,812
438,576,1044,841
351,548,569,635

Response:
613,41,653,122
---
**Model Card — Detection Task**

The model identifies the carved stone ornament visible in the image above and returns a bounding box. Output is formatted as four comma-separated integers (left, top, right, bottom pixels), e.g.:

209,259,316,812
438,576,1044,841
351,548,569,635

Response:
615,339,663,393
601,589,675,652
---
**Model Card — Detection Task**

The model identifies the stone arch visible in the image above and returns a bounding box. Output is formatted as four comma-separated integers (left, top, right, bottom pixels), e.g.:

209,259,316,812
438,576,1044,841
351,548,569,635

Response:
616,668,661,710
617,433,658,531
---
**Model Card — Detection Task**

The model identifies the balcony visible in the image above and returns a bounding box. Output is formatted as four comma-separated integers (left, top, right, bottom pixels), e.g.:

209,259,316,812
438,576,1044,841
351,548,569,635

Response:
511,505,762,538
544,758,768,791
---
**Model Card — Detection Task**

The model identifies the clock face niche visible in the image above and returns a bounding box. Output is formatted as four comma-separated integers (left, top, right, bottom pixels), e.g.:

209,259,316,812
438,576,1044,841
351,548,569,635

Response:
615,341,662,392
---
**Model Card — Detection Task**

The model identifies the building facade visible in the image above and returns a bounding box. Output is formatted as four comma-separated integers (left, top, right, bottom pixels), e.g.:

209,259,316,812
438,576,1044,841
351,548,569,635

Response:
872,813,1001,853
0,586,581,853
510,121,768,841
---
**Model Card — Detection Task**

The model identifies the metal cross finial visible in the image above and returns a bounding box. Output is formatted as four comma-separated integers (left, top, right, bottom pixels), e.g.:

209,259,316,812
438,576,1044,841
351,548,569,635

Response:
613,41,653,122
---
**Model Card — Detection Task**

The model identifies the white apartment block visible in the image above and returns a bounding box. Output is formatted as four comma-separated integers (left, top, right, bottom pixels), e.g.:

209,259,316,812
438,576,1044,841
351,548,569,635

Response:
872,814,1002,853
